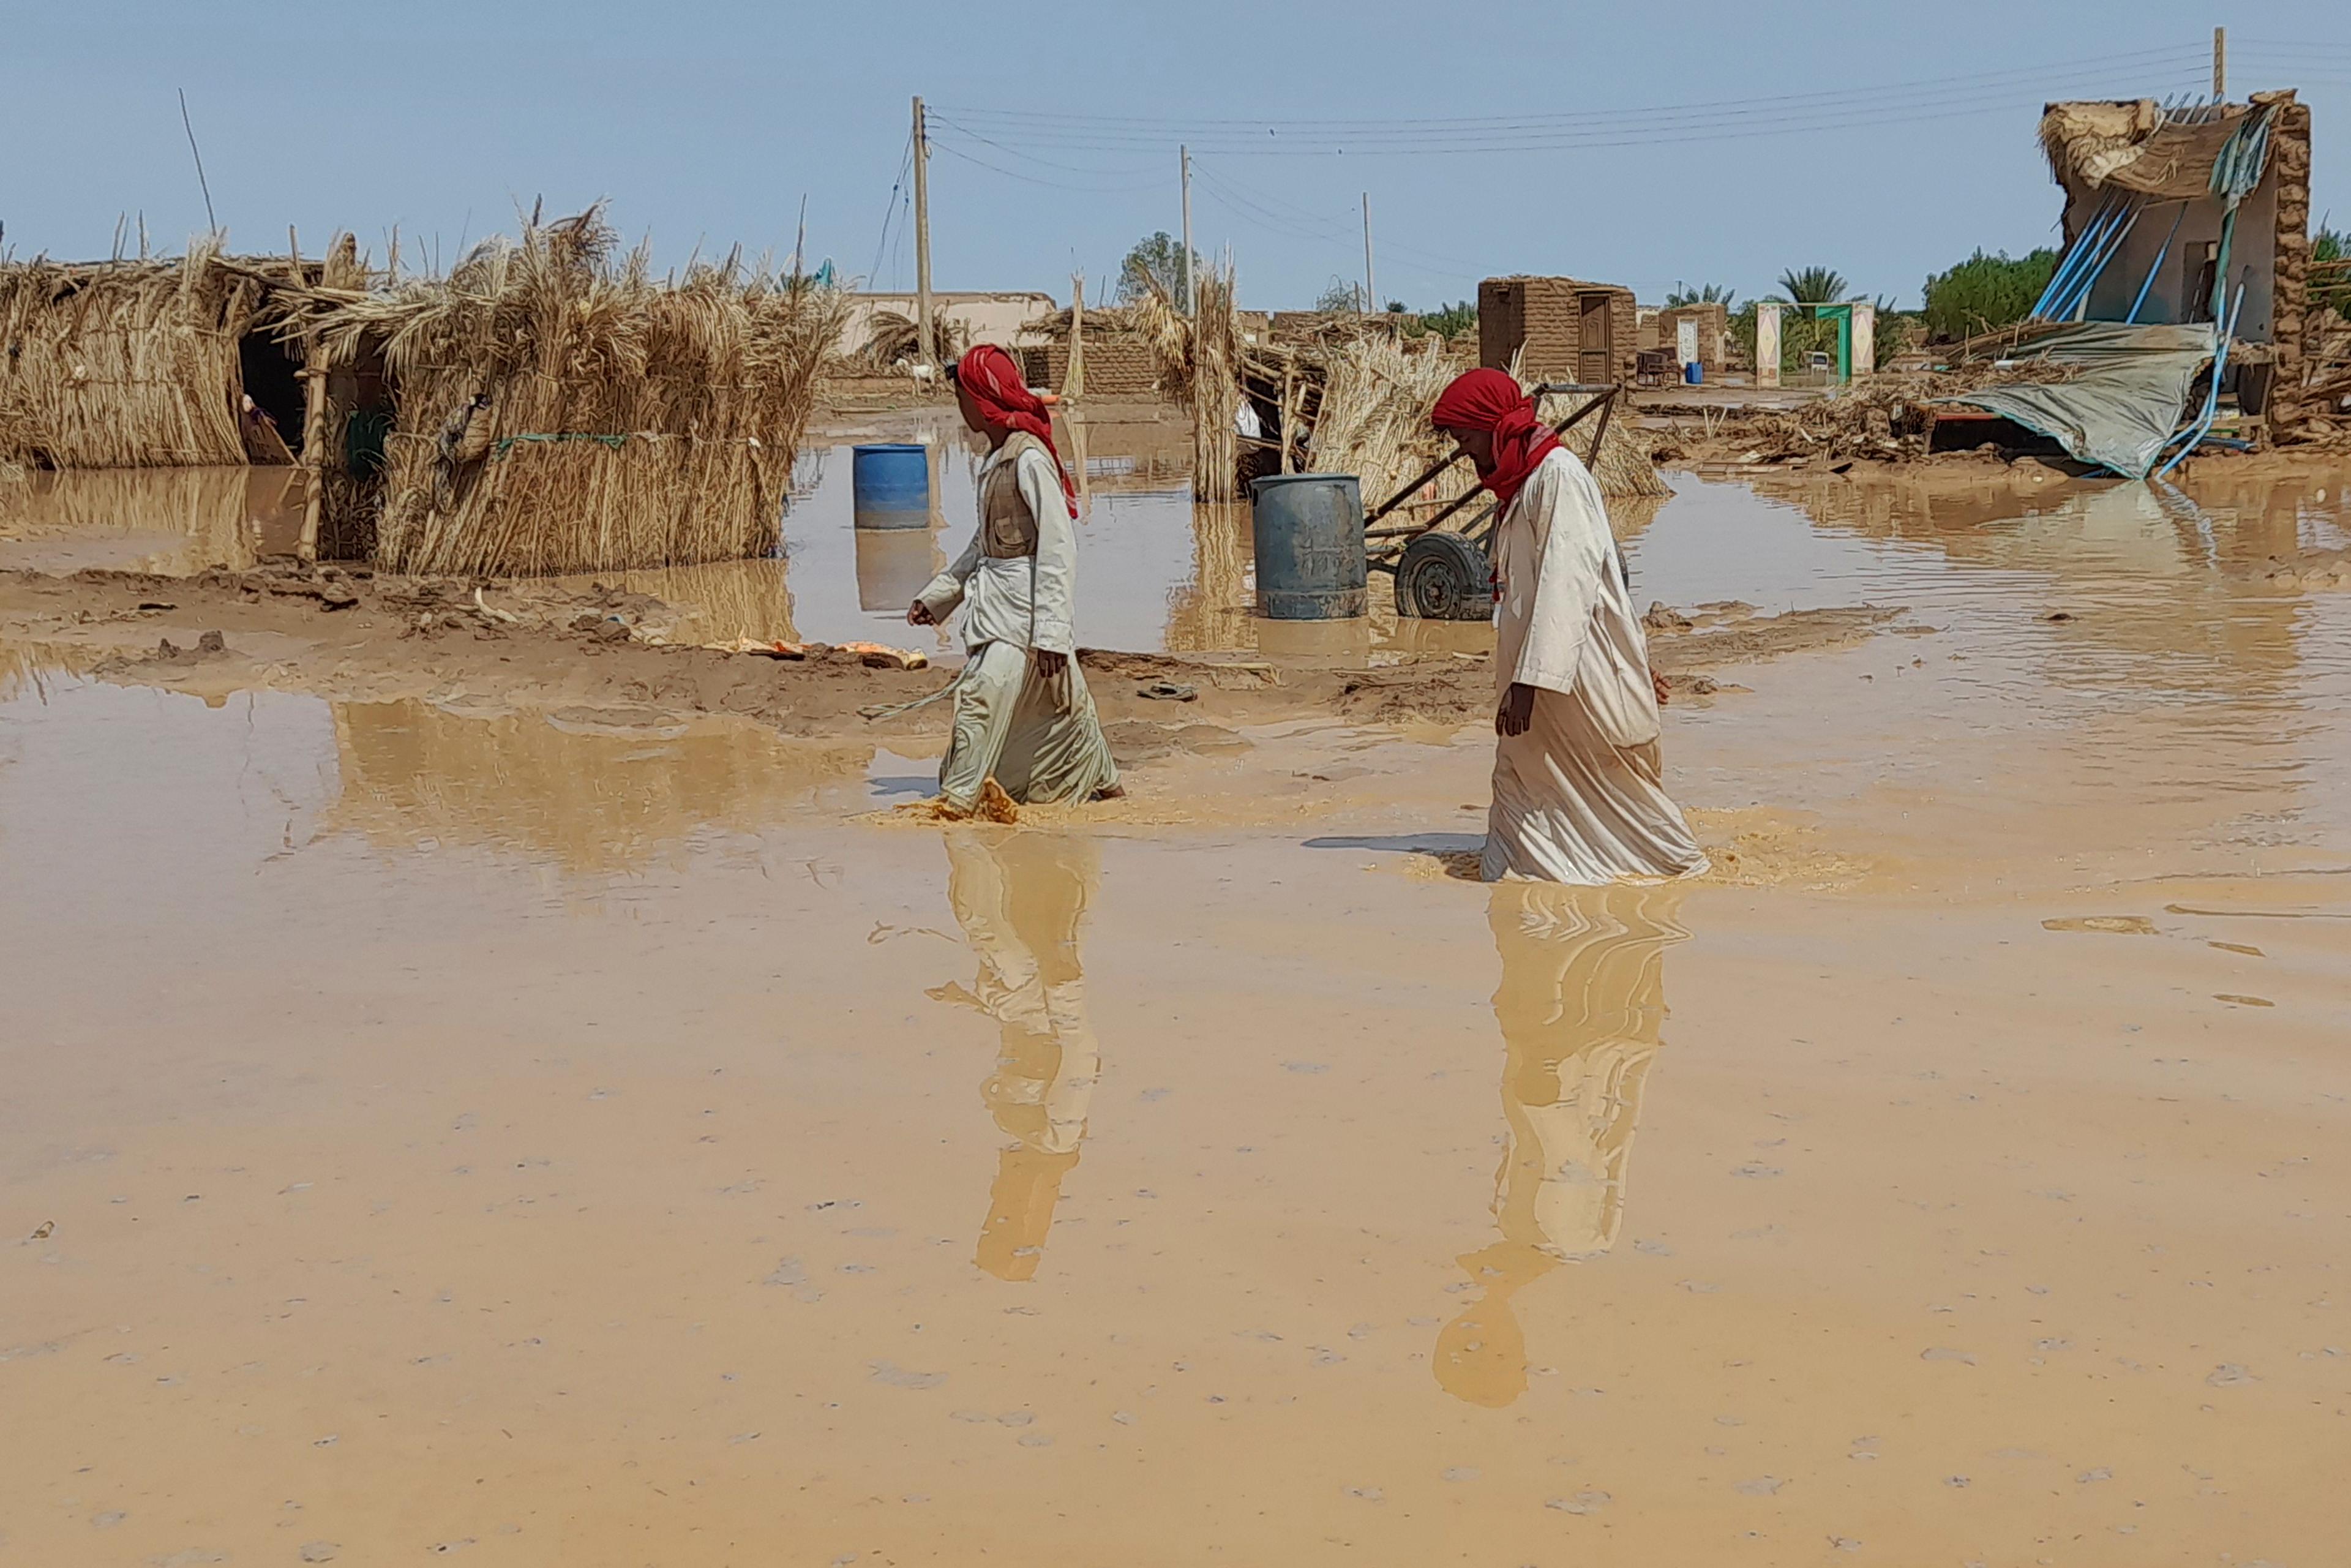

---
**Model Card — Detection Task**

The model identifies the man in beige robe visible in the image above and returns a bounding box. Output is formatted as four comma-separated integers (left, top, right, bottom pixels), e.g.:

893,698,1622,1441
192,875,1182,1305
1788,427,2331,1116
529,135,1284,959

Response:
1432,369,1708,883
910,346,1121,815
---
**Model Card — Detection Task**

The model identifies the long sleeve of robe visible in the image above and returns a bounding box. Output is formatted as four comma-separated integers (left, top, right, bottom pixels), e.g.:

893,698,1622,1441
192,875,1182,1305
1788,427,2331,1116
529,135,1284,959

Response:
1482,449,1709,885
917,443,1076,655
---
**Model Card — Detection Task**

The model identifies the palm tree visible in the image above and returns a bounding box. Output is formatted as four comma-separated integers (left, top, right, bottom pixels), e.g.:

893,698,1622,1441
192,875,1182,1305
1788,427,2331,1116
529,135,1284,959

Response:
1775,266,1848,311
1665,280,1738,309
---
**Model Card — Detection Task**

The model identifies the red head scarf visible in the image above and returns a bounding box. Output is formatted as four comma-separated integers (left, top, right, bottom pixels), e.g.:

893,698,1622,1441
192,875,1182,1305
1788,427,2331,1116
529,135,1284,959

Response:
1430,368,1559,514
953,343,1076,516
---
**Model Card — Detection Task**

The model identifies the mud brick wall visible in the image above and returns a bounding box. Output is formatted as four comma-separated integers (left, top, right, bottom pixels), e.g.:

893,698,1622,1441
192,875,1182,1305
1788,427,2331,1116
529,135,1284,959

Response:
1479,277,1641,385
1655,303,1730,370
2268,97,2313,434
1030,337,1164,399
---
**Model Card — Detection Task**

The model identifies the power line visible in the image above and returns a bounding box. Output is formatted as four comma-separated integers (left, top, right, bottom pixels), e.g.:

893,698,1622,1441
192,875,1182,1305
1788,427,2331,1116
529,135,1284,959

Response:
926,114,1159,182
926,137,1165,195
867,131,912,287
940,47,2208,134
936,51,2211,155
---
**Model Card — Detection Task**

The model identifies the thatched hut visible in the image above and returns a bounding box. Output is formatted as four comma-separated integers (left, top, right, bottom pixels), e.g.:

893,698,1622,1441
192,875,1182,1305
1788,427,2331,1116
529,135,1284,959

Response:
0,240,315,470
280,210,847,575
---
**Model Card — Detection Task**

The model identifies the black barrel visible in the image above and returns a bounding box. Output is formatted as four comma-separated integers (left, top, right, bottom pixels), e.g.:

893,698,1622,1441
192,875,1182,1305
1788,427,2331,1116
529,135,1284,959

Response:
1248,473,1366,620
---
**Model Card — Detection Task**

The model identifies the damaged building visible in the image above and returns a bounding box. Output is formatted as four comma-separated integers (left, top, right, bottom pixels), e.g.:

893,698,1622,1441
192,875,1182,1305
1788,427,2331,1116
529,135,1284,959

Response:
1939,89,2319,475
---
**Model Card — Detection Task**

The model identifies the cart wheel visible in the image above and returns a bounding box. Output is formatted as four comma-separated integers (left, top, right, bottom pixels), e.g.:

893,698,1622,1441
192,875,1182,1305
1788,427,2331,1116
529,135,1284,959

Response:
1394,532,1493,620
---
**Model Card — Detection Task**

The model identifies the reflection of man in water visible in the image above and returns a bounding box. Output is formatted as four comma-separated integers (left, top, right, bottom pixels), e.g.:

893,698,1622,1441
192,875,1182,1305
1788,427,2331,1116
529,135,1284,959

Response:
928,829,1102,1281
1436,882,1688,1407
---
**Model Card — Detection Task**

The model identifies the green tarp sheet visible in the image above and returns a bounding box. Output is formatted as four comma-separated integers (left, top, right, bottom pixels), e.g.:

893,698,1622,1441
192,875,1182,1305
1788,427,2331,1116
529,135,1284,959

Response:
1944,322,2216,479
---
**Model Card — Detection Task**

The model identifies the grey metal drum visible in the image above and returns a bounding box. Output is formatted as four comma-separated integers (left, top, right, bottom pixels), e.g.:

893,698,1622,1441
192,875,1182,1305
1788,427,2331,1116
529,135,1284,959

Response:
1248,472,1367,620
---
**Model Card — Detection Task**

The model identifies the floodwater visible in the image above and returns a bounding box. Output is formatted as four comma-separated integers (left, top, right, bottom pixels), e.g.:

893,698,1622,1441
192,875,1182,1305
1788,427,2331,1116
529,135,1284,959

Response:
6,463,2351,1565
0,415,1495,656
0,465,306,574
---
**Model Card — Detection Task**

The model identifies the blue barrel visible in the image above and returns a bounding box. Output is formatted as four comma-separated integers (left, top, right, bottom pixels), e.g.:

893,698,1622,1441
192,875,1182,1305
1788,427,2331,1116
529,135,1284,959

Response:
1249,473,1366,620
852,442,930,530
1683,361,1704,385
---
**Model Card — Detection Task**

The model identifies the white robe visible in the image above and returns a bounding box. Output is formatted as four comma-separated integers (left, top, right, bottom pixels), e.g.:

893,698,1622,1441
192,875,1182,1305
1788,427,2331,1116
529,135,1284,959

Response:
1482,448,1709,885
917,438,1117,809
920,441,1076,655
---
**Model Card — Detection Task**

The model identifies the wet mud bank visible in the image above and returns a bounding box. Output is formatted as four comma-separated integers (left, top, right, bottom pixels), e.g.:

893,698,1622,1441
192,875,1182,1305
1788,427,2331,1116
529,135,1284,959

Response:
0,563,1906,742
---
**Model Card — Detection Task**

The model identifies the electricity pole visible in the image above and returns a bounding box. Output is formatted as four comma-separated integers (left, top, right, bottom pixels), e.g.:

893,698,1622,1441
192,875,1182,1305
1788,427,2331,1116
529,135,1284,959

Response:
2212,26,2226,99
1180,144,1194,315
912,96,935,367
1362,192,1376,316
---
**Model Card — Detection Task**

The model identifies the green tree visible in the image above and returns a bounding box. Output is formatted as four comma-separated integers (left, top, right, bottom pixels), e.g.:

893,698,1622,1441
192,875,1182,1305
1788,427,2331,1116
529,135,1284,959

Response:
1314,277,1364,312
1665,280,1738,310
1775,266,1849,306
1117,231,1202,304
1920,248,2060,342
2314,225,2350,323
1417,299,1476,337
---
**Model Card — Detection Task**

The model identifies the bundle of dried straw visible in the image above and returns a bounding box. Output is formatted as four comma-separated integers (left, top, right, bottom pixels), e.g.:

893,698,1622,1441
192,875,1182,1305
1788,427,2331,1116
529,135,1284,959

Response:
282,208,847,576
0,241,288,468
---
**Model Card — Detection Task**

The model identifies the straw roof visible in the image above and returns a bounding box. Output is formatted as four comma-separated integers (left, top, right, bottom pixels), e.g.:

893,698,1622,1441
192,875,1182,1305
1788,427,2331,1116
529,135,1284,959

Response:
2039,94,2293,200
0,241,307,468
280,208,849,576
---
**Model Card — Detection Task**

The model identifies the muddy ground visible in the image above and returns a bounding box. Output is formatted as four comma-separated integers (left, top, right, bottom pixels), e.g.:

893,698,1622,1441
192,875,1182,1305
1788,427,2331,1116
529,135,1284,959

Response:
7,457,2351,1568
0,563,1906,747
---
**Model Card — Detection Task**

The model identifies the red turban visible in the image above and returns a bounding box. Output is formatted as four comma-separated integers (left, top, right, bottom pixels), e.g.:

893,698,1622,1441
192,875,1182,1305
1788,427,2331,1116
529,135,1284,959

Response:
1430,368,1559,514
954,343,1076,516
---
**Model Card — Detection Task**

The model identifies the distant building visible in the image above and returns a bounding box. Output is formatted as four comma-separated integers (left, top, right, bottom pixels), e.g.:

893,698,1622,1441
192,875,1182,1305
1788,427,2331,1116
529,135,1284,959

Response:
1477,277,1640,387
834,291,1058,362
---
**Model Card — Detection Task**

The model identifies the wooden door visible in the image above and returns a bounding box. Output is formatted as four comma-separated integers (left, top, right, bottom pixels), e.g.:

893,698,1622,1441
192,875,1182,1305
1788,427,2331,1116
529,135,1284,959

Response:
1578,293,1613,384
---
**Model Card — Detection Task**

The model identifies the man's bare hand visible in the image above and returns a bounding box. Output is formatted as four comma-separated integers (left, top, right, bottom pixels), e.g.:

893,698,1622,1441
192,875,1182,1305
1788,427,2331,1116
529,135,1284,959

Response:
1033,648,1069,680
1652,667,1671,706
907,599,936,627
1496,681,1535,737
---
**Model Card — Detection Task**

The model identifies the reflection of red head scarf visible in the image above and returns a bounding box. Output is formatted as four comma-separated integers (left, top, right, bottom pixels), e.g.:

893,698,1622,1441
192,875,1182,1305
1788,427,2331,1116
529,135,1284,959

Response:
1430,368,1559,514
954,343,1076,516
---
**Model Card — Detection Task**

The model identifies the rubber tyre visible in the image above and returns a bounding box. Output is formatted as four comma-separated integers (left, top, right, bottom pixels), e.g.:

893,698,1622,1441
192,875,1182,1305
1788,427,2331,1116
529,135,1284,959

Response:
1393,531,1494,620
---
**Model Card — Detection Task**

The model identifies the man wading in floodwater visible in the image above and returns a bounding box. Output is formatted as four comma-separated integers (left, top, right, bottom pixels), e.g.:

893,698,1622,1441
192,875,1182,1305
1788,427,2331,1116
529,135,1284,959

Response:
909,345,1123,816
1431,369,1708,884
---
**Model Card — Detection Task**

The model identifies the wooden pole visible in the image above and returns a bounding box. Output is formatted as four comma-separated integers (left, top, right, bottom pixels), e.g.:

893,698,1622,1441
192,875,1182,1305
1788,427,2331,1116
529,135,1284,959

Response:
1362,192,1376,315
1278,358,1295,474
912,96,936,367
287,232,329,561
1179,144,1194,316
2213,26,2226,99
1067,275,1090,519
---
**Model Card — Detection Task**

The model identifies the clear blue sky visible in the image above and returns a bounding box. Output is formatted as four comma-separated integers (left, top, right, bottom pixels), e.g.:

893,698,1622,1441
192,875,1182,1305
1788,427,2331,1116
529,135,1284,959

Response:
6,1,2347,311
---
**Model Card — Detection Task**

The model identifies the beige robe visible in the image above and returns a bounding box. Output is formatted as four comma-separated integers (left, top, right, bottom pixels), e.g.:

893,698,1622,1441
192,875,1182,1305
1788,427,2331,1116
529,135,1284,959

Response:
917,434,1119,809
935,830,1101,1282
1483,448,1708,884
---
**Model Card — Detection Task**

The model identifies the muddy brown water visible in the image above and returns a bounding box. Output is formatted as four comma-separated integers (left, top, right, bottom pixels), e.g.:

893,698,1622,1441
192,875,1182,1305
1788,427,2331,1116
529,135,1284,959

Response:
4,461,2350,1564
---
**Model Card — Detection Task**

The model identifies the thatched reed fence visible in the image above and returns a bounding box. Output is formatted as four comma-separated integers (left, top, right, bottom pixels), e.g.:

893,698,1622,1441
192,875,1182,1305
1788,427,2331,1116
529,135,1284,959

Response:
276,209,848,576
0,241,295,468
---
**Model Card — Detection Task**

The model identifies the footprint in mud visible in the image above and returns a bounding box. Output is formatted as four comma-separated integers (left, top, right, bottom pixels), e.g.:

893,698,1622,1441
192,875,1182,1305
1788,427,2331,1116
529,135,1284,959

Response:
2041,915,2158,936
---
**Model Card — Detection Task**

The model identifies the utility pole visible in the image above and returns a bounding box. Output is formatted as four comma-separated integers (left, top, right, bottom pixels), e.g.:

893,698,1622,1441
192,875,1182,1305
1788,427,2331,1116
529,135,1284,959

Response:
912,95,936,368
1179,144,1194,315
2212,26,2227,99
1362,192,1376,316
